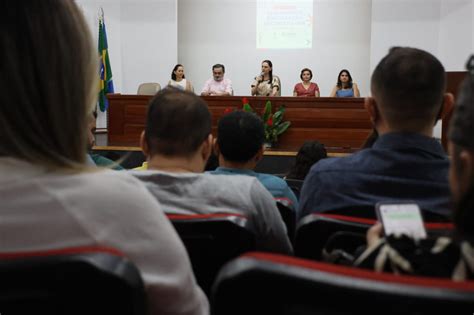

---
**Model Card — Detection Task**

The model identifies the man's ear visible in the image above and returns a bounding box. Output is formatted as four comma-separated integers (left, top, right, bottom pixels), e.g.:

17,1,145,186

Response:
140,131,150,158
201,134,213,162
436,93,455,122
255,145,265,162
213,137,220,156
364,97,379,125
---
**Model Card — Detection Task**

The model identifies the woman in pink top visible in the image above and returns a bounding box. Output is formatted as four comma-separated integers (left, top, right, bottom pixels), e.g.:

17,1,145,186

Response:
293,68,320,97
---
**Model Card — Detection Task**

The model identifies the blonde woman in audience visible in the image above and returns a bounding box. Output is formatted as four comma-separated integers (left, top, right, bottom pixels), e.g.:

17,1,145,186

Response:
0,1,208,314
168,64,194,92
293,68,320,97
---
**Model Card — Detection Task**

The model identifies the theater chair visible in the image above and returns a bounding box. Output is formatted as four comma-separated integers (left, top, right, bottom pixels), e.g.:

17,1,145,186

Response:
295,213,454,260
167,213,256,296
275,198,296,242
0,246,146,315
284,178,304,199
211,252,474,315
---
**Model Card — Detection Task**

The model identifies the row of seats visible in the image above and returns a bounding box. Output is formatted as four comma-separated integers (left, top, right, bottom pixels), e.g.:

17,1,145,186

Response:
2,247,473,315
168,211,454,295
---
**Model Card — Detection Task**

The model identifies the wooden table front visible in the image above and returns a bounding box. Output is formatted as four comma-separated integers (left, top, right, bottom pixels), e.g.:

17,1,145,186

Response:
107,95,373,152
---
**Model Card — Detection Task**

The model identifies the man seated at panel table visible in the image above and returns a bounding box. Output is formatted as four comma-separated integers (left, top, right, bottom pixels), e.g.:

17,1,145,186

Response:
209,111,299,217
200,64,233,96
299,47,452,220
130,88,292,255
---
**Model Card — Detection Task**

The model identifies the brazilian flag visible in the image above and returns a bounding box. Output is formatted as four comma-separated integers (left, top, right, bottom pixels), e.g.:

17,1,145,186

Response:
98,16,114,112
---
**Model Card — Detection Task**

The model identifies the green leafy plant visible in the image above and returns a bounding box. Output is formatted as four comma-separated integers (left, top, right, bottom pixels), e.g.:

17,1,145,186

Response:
241,97,291,145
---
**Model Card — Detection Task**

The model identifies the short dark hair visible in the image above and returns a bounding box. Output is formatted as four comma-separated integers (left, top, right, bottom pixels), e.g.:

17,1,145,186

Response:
217,111,264,162
213,64,225,72
449,77,474,150
371,47,446,131
145,88,211,157
171,64,185,80
300,68,313,80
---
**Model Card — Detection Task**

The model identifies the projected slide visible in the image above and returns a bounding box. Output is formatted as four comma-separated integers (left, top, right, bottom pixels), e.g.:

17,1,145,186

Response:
257,0,313,49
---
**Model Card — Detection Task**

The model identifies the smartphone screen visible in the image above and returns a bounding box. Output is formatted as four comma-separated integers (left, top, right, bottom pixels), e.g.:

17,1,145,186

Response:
376,202,427,240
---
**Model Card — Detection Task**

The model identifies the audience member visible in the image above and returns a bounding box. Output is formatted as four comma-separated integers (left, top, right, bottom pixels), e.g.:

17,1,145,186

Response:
168,64,194,92
354,59,474,280
293,68,320,97
0,2,208,314
251,60,281,96
87,111,124,170
360,128,379,149
131,89,292,254
299,47,452,220
200,64,233,96
329,69,360,97
285,141,327,180
210,111,299,212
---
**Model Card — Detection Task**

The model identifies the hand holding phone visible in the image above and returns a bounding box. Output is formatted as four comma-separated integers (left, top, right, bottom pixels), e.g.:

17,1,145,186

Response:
376,202,427,240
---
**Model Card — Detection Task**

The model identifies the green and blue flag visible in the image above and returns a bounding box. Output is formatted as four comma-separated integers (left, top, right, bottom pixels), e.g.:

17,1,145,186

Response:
98,15,114,112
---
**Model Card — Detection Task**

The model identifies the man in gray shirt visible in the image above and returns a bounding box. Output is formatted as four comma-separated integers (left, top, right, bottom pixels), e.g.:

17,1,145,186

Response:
131,88,292,254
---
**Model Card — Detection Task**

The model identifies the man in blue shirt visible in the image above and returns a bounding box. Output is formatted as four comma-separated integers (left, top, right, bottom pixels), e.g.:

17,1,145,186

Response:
299,47,453,220
210,111,299,214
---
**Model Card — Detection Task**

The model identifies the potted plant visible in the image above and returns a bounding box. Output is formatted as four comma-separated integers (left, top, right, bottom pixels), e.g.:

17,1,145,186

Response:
241,98,291,147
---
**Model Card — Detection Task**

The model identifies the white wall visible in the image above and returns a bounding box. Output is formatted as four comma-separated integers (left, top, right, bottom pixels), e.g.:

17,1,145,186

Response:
76,0,177,128
370,0,473,138
76,0,473,133
438,0,473,70
120,0,178,93
178,0,372,97
369,0,442,72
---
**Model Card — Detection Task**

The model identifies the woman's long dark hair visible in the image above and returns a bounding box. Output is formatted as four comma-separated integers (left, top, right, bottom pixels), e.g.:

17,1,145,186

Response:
336,69,353,89
262,60,273,83
171,64,185,80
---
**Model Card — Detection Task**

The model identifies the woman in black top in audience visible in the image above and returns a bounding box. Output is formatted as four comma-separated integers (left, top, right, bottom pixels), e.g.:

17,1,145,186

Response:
354,58,474,280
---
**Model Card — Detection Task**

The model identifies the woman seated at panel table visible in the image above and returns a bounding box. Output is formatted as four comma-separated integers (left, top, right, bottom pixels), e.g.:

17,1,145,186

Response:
329,69,360,97
168,64,194,92
293,68,320,97
251,59,281,97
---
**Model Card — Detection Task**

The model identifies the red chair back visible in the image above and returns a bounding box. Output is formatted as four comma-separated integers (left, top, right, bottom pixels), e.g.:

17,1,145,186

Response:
295,213,454,260
212,252,474,315
0,246,146,315
167,213,256,296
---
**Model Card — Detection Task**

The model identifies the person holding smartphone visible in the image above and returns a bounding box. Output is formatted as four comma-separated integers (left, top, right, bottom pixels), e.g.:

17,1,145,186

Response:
353,62,474,281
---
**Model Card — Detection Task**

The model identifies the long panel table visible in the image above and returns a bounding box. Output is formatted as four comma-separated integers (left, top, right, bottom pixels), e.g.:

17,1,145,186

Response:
107,95,451,153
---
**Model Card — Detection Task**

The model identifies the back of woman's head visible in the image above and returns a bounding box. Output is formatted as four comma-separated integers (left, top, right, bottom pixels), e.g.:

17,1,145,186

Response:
287,141,327,180
0,0,97,169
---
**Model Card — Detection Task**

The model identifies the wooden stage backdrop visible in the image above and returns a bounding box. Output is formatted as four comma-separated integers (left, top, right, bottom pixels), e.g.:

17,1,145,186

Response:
107,95,454,153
